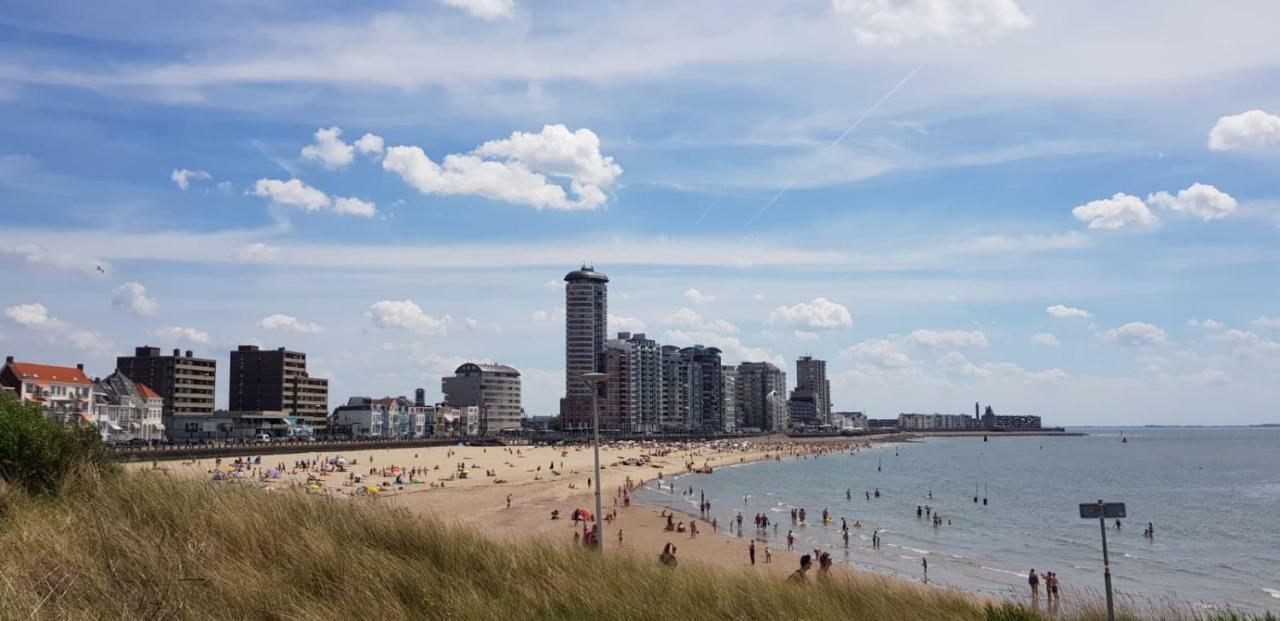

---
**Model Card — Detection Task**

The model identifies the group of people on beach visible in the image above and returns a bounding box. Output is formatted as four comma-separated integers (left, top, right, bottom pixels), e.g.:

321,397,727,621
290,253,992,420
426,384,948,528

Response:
1028,568,1062,609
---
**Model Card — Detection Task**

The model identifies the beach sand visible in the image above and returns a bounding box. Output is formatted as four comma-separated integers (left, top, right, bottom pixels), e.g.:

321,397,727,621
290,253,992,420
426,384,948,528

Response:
136,435,961,595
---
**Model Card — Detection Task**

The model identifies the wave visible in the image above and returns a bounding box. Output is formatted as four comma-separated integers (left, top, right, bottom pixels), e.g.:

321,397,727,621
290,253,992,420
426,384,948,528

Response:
981,566,1025,578
903,547,930,555
1264,588,1280,600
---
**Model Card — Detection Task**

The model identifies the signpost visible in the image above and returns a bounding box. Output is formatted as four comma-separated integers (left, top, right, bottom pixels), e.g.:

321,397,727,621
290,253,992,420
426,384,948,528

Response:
1079,500,1125,621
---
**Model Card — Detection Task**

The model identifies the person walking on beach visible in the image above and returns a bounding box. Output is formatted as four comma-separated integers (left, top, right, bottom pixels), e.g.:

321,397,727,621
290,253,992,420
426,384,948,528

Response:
749,540,756,565
787,554,812,584
506,493,511,509
847,488,852,501
842,530,849,547
1028,568,1040,601
787,530,795,551
921,557,928,582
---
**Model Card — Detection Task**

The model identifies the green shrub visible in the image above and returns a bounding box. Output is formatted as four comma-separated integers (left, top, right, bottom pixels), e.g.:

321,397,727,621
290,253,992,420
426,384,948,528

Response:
0,392,114,496
985,602,1042,621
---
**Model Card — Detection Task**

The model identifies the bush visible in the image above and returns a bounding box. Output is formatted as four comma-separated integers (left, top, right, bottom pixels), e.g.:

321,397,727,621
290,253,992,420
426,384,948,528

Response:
985,603,1042,621
0,392,114,496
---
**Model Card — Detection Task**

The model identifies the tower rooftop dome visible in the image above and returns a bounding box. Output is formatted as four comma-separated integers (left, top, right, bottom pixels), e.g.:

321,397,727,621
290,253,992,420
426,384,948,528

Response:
564,265,609,283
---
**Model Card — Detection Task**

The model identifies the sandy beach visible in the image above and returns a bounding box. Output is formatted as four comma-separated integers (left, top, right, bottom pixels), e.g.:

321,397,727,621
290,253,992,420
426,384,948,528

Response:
138,435,957,593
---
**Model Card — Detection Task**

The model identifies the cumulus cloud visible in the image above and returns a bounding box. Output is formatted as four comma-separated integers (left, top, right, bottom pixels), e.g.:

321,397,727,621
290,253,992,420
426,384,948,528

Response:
768,297,853,330
908,328,988,349
300,126,355,169
1208,110,1280,151
153,326,212,346
170,168,211,190
1030,332,1059,346
660,329,783,367
1072,193,1158,230
112,282,158,316
1102,321,1168,347
235,243,281,264
1047,304,1092,319
832,0,1032,46
662,308,738,334
260,314,323,333
531,307,564,322
332,196,378,218
1253,316,1280,331
440,0,515,20
793,330,820,342
4,303,64,329
1146,183,1237,221
383,124,621,211
3,244,110,278
609,314,647,333
252,178,330,211
840,339,911,368
354,132,385,156
683,288,715,305
939,351,990,378
369,300,452,336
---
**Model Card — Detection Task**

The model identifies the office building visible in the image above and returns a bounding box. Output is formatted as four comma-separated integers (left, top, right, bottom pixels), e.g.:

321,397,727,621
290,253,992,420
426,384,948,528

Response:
228,345,330,432
736,361,787,432
443,362,523,433
1,356,94,425
116,347,216,429
795,356,831,424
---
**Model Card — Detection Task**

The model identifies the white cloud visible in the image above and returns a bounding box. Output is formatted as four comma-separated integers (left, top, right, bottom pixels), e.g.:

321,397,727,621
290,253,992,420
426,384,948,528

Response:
609,314,647,333
332,196,378,218
1047,304,1092,319
153,326,212,346
170,168,210,190
1102,322,1168,347
383,124,621,211
660,329,783,367
300,126,355,170
252,178,330,211
531,307,564,322
939,351,990,378
1253,316,1280,331
1146,183,1237,221
683,288,715,305
793,330,820,342
752,293,765,301
464,317,479,330
832,0,1033,46
543,279,563,291
4,303,63,329
235,243,281,264
216,181,233,194
354,132,385,156
768,297,853,330
112,282,158,316
1208,110,1280,151
840,339,911,368
1030,332,1059,347
440,0,515,20
260,314,323,333
369,300,452,336
1072,192,1158,230
3,244,110,278
1188,318,1224,330
662,308,738,334
908,328,988,349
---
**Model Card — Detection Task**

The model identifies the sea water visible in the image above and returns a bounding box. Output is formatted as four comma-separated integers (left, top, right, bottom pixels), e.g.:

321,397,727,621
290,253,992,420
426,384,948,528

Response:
636,427,1280,613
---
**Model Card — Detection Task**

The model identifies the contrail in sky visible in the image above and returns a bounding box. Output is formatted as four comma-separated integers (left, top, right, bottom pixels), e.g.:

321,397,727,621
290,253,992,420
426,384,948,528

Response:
741,64,924,234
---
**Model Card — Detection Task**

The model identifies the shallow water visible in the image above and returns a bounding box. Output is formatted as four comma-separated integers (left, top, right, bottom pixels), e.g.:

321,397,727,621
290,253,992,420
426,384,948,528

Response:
636,427,1280,613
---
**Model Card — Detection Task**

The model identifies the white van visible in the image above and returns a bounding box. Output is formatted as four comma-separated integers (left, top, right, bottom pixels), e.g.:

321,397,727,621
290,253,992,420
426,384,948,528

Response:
254,433,273,444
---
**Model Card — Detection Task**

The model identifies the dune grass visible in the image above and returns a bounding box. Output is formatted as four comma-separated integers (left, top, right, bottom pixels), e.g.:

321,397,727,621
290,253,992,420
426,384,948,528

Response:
0,472,1273,621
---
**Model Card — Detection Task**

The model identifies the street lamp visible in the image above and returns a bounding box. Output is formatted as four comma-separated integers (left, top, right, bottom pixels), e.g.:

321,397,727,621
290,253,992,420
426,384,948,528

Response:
581,372,607,553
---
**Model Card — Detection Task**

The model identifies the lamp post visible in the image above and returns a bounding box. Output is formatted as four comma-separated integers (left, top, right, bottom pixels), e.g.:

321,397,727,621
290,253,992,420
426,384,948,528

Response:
582,372,607,553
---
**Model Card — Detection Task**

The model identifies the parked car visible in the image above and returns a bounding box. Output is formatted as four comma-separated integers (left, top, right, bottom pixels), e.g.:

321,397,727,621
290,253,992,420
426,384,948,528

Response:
254,433,273,444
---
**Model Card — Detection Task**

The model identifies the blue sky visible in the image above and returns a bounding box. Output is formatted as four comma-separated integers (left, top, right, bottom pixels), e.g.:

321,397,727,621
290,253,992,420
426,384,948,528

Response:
2,0,1279,425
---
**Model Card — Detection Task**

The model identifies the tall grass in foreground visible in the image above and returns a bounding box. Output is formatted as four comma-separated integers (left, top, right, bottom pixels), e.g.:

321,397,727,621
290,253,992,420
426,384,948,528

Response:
0,474,1272,621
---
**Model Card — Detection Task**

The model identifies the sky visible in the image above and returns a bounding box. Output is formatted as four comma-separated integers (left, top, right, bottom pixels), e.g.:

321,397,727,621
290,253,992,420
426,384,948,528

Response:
2,0,1279,425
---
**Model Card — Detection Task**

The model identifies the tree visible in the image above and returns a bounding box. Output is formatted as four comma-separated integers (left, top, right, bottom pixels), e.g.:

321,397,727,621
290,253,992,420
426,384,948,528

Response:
0,392,113,496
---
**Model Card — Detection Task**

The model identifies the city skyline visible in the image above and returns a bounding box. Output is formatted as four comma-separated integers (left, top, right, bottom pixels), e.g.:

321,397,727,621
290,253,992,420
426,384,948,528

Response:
3,1,1280,425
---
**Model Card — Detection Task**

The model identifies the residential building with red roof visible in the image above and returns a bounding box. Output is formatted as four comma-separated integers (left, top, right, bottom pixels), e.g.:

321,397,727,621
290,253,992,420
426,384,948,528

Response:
92,370,165,443
1,356,95,425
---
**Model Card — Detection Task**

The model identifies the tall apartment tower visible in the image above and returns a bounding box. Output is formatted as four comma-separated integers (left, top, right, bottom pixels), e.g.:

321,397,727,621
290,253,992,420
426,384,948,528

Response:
228,345,329,431
604,332,662,434
736,361,788,432
116,346,216,429
721,365,738,432
681,346,723,433
660,345,690,433
559,265,608,429
795,356,831,424
415,388,426,407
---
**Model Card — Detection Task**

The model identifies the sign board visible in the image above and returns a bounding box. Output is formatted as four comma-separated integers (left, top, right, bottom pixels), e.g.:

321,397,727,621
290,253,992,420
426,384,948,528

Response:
1079,502,1126,519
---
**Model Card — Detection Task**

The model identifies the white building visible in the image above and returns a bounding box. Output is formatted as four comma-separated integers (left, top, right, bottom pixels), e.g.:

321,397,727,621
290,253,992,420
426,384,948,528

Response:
1,357,95,426
92,371,165,442
331,397,382,438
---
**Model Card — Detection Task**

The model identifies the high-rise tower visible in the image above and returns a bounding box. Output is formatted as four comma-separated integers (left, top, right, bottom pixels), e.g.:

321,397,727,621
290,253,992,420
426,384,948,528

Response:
560,265,608,429
795,356,831,424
